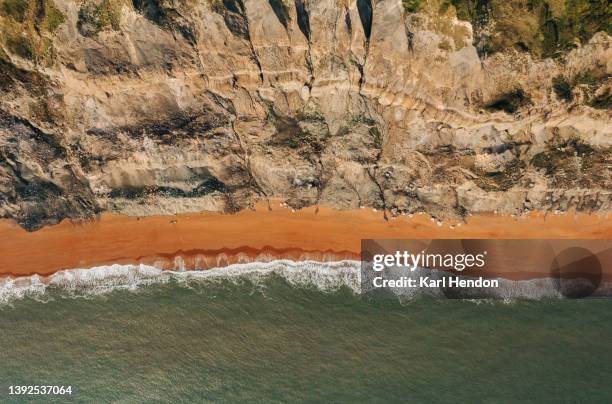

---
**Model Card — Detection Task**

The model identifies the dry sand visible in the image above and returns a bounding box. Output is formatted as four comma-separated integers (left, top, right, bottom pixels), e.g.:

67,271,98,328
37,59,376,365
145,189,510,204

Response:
0,201,610,279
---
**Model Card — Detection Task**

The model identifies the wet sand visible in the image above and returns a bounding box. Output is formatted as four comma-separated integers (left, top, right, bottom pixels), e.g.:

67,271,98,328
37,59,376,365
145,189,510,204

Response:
0,201,610,280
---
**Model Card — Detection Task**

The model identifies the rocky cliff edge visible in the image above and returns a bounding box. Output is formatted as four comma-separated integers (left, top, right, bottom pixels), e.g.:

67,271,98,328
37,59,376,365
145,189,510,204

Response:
0,0,610,230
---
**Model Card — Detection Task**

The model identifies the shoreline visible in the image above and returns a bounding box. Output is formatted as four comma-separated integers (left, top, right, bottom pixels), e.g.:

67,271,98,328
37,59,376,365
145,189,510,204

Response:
1,201,611,280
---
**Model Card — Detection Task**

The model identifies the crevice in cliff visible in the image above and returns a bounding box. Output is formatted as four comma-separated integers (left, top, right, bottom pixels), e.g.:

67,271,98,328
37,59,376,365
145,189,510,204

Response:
249,51,265,85
357,0,373,96
344,175,364,208
304,60,314,93
268,0,290,29
347,3,372,95
132,0,196,44
356,0,372,41
227,111,269,207
344,9,352,33
243,23,265,82
217,0,249,39
367,167,388,220
208,0,263,82
294,0,310,40
236,140,269,206
405,27,414,52
310,115,334,210
361,116,387,219
307,154,328,213
353,57,365,91
200,91,268,207
233,0,264,83
294,0,313,92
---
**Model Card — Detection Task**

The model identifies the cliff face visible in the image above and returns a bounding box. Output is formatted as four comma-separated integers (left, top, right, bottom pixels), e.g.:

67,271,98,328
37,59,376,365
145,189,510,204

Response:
0,0,610,230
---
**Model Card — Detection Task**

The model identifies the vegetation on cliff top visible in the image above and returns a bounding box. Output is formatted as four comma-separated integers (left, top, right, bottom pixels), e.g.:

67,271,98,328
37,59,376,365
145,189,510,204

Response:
404,0,611,58
0,0,65,63
77,0,122,37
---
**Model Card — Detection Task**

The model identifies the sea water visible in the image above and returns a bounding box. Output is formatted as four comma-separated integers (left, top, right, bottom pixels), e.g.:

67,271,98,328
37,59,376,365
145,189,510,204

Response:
1,261,611,402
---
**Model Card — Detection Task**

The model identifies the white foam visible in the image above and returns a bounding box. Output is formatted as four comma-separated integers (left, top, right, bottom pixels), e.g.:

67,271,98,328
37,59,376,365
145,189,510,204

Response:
0,260,361,306
1,261,609,306
0,274,48,305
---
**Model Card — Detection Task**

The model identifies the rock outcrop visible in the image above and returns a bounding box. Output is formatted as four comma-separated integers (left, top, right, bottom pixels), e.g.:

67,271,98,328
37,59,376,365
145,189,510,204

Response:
0,0,610,230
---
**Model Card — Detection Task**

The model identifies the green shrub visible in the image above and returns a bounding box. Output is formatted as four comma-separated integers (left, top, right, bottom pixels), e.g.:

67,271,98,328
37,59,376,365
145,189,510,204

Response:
1,0,28,22
5,32,33,59
44,1,66,32
0,0,65,64
438,0,612,58
403,0,421,13
552,75,572,101
78,0,121,37
97,0,121,30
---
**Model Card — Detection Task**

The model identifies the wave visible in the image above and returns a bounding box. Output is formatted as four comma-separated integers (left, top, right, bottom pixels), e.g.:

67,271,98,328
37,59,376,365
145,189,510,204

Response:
1,261,610,306
0,260,361,306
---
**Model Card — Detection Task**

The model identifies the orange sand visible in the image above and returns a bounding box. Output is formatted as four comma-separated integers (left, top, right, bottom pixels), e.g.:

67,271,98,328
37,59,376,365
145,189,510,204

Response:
0,201,610,279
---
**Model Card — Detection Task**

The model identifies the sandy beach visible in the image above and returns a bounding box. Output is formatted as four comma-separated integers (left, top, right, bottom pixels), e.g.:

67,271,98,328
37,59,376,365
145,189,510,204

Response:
0,201,610,280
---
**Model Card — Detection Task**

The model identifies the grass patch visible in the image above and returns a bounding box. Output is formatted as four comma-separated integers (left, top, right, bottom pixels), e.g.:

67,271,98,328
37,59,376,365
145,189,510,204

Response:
436,0,612,58
1,0,28,22
5,32,33,59
78,0,121,37
0,0,66,63
1,0,65,31
403,0,421,13
409,0,472,50
44,1,65,32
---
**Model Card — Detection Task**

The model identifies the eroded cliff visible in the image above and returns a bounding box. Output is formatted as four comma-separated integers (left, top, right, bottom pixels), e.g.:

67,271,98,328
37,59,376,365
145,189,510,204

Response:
0,0,610,230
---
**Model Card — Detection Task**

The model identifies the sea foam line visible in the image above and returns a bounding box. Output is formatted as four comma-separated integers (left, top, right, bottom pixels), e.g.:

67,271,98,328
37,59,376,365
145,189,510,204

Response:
0,260,362,305
1,261,608,306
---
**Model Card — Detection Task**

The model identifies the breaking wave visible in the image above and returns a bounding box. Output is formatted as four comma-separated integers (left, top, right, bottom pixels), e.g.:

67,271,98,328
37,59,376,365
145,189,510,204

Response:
1,261,609,306
0,261,361,306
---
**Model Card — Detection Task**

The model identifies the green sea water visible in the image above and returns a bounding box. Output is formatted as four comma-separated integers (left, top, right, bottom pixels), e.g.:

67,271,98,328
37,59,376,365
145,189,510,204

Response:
1,263,612,403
